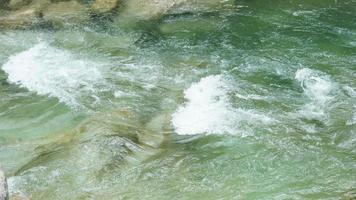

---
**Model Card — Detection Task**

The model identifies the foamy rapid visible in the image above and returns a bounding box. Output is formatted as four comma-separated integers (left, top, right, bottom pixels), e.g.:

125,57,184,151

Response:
295,68,335,121
172,75,274,135
2,43,108,109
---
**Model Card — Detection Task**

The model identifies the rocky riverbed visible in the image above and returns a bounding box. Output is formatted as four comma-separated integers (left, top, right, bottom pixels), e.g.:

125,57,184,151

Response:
0,0,235,29
0,0,355,199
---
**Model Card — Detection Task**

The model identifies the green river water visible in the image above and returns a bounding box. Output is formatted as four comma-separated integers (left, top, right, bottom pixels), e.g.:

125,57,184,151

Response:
0,0,356,199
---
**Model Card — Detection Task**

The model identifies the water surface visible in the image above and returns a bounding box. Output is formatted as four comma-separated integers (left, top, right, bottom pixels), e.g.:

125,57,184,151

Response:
0,0,356,199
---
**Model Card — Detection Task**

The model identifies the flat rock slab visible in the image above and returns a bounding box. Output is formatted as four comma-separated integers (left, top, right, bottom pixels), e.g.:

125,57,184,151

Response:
91,0,119,13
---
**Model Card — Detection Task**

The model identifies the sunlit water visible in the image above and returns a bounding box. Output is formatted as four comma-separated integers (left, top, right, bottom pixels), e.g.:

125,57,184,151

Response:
1,0,356,199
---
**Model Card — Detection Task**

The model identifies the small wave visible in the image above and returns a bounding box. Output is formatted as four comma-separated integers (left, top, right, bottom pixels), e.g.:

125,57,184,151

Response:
292,10,317,17
295,68,335,121
2,43,108,109
343,86,356,98
171,75,274,135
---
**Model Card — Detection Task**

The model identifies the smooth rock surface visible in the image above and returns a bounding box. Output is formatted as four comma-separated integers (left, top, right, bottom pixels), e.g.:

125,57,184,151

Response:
0,6,40,28
119,0,234,20
42,1,89,28
8,0,31,10
0,0,50,28
91,0,119,13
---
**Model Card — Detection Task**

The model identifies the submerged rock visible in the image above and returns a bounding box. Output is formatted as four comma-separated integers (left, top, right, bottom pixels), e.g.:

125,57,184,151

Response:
91,0,119,13
8,0,31,10
12,109,158,175
119,0,235,20
138,113,172,148
8,109,171,199
42,1,89,28
0,166,8,200
119,0,177,20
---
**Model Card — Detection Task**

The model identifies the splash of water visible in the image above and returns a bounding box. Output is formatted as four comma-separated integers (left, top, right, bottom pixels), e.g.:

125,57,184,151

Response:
172,75,274,135
2,42,109,109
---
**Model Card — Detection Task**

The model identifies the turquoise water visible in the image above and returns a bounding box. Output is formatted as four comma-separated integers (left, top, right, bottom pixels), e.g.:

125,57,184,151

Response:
0,0,356,199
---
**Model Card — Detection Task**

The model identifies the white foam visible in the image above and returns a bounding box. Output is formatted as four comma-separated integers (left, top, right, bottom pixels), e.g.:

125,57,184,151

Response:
235,93,265,101
172,75,274,135
2,43,107,109
295,68,334,121
171,75,232,135
292,10,316,17
295,68,334,103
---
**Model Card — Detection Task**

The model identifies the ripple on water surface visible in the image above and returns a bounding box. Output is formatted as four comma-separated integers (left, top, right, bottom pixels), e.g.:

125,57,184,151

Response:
0,0,355,199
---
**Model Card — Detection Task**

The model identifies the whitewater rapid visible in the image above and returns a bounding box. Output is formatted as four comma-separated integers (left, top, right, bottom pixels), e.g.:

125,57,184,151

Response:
2,42,109,109
1,43,354,137
171,75,275,135
171,67,355,136
295,68,336,122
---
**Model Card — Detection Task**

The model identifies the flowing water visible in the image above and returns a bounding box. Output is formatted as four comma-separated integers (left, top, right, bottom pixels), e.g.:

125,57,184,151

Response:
1,0,356,199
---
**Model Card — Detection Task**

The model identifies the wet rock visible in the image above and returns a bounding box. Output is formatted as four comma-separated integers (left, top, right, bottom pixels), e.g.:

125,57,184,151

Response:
91,0,119,13
42,1,89,28
8,0,31,10
0,6,40,28
119,0,176,20
26,0,50,10
119,0,235,20
0,0,50,29
0,166,8,200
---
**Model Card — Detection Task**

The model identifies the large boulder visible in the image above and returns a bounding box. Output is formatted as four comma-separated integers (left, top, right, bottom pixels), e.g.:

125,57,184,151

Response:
42,1,89,28
91,0,119,13
0,166,8,200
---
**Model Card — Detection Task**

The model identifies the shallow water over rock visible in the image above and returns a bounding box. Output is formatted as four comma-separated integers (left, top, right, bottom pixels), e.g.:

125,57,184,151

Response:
0,0,356,199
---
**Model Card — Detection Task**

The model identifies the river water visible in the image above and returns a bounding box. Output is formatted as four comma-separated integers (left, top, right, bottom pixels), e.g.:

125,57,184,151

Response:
0,0,356,199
